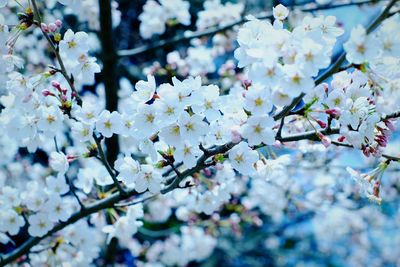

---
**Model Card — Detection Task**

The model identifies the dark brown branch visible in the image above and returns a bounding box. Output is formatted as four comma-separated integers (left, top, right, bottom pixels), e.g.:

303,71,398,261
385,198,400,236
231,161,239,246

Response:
99,0,120,166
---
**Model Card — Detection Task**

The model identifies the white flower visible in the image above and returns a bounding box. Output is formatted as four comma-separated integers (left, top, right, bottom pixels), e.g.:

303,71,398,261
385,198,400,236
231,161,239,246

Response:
296,38,330,77
282,65,314,97
178,112,208,144
114,156,141,187
59,29,89,59
73,100,100,124
72,55,101,85
248,61,284,88
28,213,53,237
135,164,162,194
273,4,289,21
134,103,160,138
95,110,123,138
344,25,380,64
46,176,69,195
71,121,93,142
0,0,8,8
240,115,275,146
191,85,221,122
159,123,182,147
49,152,69,176
243,84,273,115
228,141,259,175
174,142,203,168
43,195,71,222
0,210,24,236
103,204,144,244
132,75,156,103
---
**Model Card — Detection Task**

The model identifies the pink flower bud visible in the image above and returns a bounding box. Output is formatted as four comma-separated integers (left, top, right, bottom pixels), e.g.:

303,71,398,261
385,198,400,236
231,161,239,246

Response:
61,95,68,102
325,108,341,118
48,23,57,32
242,79,252,89
66,155,76,163
40,23,49,33
55,19,62,28
337,136,346,142
42,89,53,97
273,140,282,149
230,126,242,144
316,120,327,128
51,81,61,90
317,132,331,147
384,120,396,132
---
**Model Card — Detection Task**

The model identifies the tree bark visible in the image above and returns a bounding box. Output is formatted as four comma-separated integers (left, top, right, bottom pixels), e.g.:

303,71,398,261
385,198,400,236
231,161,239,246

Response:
99,0,119,166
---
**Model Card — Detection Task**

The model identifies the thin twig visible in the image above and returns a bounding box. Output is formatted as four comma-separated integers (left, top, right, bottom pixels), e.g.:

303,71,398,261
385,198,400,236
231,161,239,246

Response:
31,0,82,105
93,134,126,195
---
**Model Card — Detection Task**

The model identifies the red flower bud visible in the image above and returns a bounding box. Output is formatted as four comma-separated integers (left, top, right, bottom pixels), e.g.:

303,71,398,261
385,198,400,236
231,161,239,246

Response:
55,19,62,28
316,120,327,128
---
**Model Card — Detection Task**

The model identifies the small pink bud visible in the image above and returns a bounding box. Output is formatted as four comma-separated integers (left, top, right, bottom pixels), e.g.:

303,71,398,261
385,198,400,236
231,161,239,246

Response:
48,23,57,32
273,140,282,149
230,126,242,144
40,23,49,32
61,88,68,95
384,120,396,132
42,89,53,97
325,108,341,118
203,168,212,177
51,81,61,90
55,19,62,28
67,155,76,163
317,132,331,147
337,136,346,142
61,95,68,102
242,79,252,89
316,120,327,128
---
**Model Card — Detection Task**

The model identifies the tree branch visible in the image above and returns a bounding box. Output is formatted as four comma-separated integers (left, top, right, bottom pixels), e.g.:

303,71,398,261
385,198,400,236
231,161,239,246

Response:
99,0,120,166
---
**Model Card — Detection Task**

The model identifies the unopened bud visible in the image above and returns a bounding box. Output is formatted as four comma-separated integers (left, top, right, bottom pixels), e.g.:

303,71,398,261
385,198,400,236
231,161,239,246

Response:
51,81,61,90
242,79,252,89
42,89,53,97
66,155,76,163
317,132,331,147
325,108,341,118
316,120,327,128
48,23,57,32
55,19,62,28
41,23,49,32
230,126,242,144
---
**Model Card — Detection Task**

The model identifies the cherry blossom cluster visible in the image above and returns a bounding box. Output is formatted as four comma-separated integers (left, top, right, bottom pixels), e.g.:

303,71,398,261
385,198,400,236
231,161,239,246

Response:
235,5,344,107
196,0,244,30
138,0,191,39
0,0,400,266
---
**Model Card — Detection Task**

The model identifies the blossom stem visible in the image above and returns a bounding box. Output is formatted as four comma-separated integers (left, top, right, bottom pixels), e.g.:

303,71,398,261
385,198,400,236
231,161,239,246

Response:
93,134,126,196
30,0,82,105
